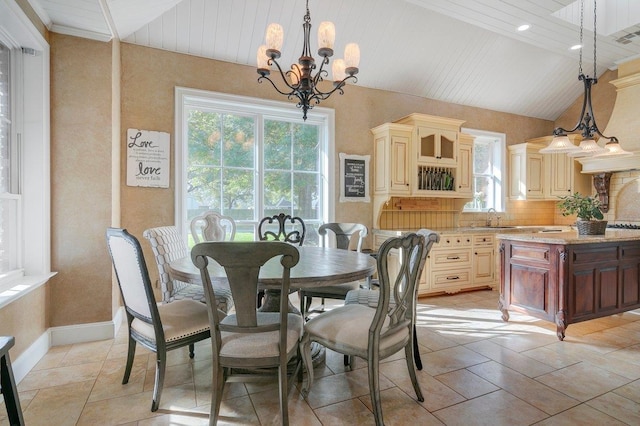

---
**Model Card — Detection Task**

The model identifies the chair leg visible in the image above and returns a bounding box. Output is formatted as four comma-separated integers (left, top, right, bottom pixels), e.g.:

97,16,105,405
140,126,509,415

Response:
300,334,314,397
151,351,166,412
210,365,225,426
367,351,384,426
1,352,25,426
278,363,289,425
404,340,424,402
413,325,422,370
122,336,136,384
188,343,195,359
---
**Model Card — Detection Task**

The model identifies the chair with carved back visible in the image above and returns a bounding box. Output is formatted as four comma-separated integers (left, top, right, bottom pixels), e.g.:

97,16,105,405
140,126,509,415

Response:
256,213,306,307
343,229,439,370
105,228,211,412
301,232,429,426
191,241,307,426
190,211,236,243
299,223,369,319
258,213,306,245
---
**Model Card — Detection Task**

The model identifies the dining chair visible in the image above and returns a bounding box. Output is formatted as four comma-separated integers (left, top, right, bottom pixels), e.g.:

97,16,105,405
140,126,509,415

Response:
190,211,236,243
258,213,306,245
343,229,440,370
105,228,211,412
301,232,428,426
191,241,307,426
257,213,306,307
299,223,369,319
1,336,24,426
142,226,234,314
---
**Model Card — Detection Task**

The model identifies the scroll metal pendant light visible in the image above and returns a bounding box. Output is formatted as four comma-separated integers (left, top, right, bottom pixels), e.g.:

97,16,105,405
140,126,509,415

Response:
540,0,631,158
256,0,360,121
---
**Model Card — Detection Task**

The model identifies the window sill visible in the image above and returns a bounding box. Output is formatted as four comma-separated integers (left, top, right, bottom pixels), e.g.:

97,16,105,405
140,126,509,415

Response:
0,273,57,310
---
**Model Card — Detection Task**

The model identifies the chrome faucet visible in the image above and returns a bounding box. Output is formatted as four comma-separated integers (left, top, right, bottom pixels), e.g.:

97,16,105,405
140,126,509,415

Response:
486,208,497,227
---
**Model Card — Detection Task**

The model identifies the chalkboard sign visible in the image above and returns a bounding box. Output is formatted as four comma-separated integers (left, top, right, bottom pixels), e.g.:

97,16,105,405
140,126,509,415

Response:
340,153,370,202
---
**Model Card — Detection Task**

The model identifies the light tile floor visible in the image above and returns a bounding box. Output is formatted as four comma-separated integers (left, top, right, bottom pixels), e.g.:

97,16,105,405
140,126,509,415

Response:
2,289,640,425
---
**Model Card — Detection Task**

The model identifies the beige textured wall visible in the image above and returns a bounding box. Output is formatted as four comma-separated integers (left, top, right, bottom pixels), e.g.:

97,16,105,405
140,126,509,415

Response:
50,34,114,326
0,286,49,355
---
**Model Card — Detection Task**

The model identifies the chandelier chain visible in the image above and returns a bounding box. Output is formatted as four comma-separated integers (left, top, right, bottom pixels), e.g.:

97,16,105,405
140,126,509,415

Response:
579,0,584,76
593,0,597,78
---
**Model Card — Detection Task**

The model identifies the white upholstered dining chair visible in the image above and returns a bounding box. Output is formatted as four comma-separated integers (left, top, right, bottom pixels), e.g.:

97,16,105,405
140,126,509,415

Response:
191,241,307,426
190,211,236,243
105,228,211,412
301,232,429,426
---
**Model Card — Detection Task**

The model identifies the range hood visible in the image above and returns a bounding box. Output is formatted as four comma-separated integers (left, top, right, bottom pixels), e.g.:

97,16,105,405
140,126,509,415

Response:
579,58,640,174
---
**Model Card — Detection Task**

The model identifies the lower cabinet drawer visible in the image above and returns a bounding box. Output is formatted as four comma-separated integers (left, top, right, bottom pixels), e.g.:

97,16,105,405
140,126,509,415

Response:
431,269,471,289
431,250,471,267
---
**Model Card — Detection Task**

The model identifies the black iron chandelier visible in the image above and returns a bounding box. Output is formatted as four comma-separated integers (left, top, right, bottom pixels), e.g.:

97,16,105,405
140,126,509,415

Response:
540,0,631,157
256,0,359,120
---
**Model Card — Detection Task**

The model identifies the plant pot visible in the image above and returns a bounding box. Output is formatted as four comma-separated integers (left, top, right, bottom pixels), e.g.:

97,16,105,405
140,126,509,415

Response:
576,220,608,235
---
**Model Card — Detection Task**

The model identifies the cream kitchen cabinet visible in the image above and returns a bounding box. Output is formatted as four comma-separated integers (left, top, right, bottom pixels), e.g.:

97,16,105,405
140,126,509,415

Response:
472,234,496,285
456,133,474,197
373,230,498,296
509,136,591,201
508,142,545,200
371,122,413,196
396,113,465,168
530,136,592,198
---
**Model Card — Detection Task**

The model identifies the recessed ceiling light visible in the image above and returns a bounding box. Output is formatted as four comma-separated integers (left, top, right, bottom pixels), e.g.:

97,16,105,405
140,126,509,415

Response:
570,44,582,50
517,24,530,31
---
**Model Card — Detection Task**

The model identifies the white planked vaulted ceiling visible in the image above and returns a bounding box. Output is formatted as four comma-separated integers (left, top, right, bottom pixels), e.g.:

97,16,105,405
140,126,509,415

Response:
27,0,640,120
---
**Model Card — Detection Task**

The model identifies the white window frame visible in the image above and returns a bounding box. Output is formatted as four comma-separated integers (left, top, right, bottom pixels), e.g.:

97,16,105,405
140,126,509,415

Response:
462,128,506,212
0,0,52,307
174,87,335,240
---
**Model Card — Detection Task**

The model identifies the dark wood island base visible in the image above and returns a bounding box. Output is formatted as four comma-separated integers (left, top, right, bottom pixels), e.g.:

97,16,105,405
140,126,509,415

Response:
498,231,640,340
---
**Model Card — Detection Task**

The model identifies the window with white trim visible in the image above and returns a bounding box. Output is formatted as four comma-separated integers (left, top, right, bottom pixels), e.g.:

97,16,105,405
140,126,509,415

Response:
175,89,334,246
462,129,505,212
0,1,51,301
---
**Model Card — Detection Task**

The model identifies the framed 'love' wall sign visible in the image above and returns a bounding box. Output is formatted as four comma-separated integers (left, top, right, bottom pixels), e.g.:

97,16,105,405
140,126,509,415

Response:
126,129,170,188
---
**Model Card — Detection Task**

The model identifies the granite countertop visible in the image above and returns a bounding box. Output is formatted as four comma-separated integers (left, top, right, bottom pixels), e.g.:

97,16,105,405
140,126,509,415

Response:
373,226,568,236
496,229,640,244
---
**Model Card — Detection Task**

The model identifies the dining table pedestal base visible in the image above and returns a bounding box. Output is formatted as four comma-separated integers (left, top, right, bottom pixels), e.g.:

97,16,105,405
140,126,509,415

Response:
259,289,326,367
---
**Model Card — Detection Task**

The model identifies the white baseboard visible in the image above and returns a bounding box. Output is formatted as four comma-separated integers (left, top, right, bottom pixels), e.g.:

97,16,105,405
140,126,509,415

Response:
12,307,124,383
12,331,50,384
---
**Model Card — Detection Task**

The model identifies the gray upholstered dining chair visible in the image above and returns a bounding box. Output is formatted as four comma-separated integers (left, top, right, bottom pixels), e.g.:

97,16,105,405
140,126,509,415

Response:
344,229,439,370
301,232,429,426
142,226,234,314
105,228,211,412
190,211,236,243
299,222,368,319
191,241,307,426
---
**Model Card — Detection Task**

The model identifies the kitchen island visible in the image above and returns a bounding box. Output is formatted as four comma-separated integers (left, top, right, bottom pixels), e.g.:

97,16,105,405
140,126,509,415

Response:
498,230,640,340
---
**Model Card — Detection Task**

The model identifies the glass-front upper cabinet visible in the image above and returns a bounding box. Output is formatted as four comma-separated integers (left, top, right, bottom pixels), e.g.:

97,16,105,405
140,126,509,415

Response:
417,126,457,166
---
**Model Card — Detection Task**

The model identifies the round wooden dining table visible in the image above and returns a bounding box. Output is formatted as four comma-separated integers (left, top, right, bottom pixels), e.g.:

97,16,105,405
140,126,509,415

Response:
167,245,377,311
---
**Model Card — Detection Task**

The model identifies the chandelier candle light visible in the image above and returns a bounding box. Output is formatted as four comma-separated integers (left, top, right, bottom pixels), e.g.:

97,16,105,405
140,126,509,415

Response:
256,0,359,120
540,0,631,158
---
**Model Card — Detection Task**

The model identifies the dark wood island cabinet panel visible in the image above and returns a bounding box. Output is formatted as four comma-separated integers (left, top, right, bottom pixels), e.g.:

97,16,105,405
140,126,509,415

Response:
499,234,640,340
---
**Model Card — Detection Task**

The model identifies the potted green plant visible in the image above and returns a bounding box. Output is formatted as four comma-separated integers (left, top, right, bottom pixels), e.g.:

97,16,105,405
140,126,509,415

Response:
558,192,607,235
